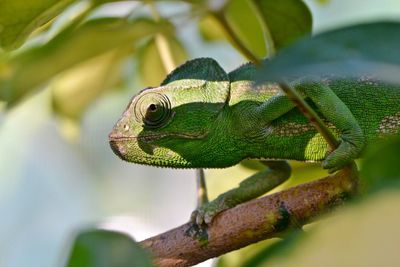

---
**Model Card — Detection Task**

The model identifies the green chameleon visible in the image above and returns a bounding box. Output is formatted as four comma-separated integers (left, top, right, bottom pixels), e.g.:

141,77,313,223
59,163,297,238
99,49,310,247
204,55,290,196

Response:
109,58,400,225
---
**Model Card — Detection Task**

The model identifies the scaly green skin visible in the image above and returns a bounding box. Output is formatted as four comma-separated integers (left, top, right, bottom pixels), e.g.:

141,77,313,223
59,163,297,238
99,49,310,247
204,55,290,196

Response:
109,58,400,224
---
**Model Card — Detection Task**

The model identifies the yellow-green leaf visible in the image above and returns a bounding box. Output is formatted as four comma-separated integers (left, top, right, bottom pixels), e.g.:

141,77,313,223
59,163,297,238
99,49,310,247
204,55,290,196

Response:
253,0,312,50
198,0,312,59
198,15,225,42
198,0,267,58
137,35,187,86
0,0,75,50
0,17,166,105
224,0,268,57
51,47,130,120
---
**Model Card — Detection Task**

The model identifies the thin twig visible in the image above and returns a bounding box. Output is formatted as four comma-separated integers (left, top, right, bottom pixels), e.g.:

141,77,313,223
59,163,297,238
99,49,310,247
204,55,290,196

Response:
278,81,340,149
211,11,261,65
149,1,177,73
196,169,209,207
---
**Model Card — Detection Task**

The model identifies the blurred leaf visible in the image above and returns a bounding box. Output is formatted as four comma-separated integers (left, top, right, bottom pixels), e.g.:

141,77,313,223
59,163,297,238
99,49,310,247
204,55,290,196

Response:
42,1,96,42
224,0,267,57
66,229,153,267
39,0,133,43
216,238,279,267
257,22,400,84
199,0,267,58
51,47,130,120
253,0,312,50
198,0,311,58
198,16,225,42
0,0,75,50
137,35,187,86
315,0,330,4
240,230,304,267
361,137,400,191
252,190,400,267
216,229,305,267
0,17,167,105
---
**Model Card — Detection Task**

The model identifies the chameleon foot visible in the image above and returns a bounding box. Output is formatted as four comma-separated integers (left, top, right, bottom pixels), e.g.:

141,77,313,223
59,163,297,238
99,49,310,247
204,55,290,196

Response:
190,161,291,226
190,199,230,225
322,138,364,173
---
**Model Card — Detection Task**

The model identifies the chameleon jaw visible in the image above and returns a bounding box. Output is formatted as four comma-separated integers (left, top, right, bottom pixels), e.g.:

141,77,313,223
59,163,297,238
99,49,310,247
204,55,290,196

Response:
108,130,208,143
108,130,209,167
109,139,127,160
109,138,195,168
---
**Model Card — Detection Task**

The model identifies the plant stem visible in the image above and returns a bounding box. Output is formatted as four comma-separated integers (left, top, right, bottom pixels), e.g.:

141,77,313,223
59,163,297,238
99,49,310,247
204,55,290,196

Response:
278,82,339,150
148,1,177,73
211,12,261,65
196,169,209,207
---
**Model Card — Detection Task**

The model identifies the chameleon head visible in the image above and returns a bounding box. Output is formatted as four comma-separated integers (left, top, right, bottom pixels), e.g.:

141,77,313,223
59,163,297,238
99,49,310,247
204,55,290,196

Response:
109,58,241,168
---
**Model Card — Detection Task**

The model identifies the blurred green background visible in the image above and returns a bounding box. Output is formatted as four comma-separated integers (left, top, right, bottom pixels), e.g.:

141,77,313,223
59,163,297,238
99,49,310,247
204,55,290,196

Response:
1,0,400,266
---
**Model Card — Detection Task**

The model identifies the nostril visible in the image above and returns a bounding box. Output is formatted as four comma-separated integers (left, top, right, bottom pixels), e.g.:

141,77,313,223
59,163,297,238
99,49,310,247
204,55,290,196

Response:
108,130,122,141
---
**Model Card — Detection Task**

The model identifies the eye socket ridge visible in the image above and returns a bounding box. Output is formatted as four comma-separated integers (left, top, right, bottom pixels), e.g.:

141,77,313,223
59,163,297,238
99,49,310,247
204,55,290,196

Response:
134,92,172,129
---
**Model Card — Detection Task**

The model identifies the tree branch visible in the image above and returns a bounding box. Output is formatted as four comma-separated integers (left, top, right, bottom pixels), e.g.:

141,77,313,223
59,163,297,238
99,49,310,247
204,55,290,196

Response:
140,165,358,267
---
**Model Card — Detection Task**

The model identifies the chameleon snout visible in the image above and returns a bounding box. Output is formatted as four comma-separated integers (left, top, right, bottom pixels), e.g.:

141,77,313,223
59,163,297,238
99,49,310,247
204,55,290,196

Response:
108,128,130,160
108,128,127,141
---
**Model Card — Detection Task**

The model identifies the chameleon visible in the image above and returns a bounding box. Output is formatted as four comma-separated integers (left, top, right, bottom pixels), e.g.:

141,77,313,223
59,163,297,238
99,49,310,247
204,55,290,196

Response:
109,58,400,225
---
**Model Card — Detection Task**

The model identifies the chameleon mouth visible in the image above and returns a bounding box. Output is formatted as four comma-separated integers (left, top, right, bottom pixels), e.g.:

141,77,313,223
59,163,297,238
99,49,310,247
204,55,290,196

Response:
108,134,160,143
108,131,208,143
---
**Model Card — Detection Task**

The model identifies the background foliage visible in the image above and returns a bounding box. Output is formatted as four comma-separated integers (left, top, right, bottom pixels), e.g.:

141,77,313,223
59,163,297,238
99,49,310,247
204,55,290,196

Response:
1,0,399,266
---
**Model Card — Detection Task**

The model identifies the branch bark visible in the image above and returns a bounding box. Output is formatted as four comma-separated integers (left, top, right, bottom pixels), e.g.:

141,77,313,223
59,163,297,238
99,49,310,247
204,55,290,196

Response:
140,165,359,267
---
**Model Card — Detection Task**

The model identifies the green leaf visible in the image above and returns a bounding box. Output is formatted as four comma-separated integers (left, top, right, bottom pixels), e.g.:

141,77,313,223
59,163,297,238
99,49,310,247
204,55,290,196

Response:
253,0,312,51
226,0,270,57
198,0,267,58
257,22,400,84
198,0,311,58
137,35,187,86
198,15,225,42
0,17,167,105
361,137,400,192
0,0,75,50
66,229,153,267
51,47,130,120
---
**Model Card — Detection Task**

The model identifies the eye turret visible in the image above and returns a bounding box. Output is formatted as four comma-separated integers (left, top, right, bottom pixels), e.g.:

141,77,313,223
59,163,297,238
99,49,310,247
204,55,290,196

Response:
134,92,172,128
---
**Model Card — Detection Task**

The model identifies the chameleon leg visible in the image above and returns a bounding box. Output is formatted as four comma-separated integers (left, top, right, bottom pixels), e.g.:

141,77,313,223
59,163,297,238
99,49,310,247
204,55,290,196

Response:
191,160,291,225
298,82,365,172
196,169,209,208
254,80,364,173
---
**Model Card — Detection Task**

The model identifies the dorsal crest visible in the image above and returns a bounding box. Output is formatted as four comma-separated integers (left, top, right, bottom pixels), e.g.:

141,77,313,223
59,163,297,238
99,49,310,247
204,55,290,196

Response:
161,58,230,104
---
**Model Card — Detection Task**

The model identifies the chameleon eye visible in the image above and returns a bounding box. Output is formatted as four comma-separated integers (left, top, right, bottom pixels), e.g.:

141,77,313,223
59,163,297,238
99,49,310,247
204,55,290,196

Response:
134,92,172,128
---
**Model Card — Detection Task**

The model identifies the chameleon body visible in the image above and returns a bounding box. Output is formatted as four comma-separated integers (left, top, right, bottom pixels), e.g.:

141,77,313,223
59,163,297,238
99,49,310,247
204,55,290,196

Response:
109,58,400,224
